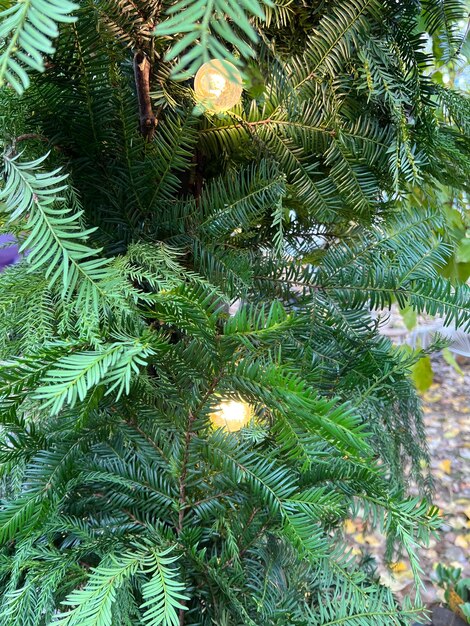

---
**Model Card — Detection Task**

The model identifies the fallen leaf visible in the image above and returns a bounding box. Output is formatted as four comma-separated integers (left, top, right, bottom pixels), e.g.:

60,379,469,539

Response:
438,459,452,475
364,534,382,547
449,515,469,530
380,572,413,592
455,534,469,549
423,391,442,403
450,561,466,571
390,561,409,573
435,587,446,603
448,589,467,620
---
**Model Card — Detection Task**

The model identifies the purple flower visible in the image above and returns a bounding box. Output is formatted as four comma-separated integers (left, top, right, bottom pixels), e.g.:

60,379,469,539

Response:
0,234,20,272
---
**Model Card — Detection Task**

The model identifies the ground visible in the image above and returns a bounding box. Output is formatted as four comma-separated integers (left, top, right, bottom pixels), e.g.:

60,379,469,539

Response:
346,352,470,607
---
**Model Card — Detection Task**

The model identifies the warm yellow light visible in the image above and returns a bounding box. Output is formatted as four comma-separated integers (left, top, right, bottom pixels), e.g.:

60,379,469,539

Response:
194,60,243,113
209,399,253,432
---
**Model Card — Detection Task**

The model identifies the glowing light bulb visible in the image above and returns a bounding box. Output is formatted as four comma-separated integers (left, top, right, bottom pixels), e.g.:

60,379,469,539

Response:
209,399,253,432
194,60,243,113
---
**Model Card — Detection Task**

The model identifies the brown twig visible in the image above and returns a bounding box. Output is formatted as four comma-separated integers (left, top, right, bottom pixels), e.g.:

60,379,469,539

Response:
123,508,146,527
176,373,224,625
134,50,157,141
177,374,223,533
179,604,186,626
133,423,169,463
220,507,271,572
4,133,50,159
181,491,231,511
176,409,196,626
177,409,197,535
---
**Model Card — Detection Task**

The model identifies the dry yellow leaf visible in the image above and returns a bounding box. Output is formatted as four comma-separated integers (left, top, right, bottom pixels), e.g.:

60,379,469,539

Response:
455,534,469,549
450,515,469,530
354,532,366,545
438,459,452,475
390,561,408,573
423,392,442,403
343,519,356,534
448,589,466,620
364,534,381,547
450,561,464,570
380,572,412,592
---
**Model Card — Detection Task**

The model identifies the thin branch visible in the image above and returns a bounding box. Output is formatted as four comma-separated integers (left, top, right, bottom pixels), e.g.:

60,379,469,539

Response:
177,409,197,535
220,508,274,571
181,491,231,511
134,50,158,141
429,17,470,76
177,372,224,625
177,373,224,533
4,133,50,159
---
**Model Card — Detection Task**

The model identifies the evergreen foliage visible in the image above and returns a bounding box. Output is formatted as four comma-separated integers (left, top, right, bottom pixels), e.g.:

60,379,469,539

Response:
0,0,469,624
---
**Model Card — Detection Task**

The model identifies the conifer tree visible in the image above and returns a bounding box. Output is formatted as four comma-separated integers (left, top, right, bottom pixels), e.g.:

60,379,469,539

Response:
0,0,469,624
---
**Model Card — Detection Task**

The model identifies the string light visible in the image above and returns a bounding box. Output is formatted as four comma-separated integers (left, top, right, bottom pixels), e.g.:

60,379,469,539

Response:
194,59,243,113
209,399,253,432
